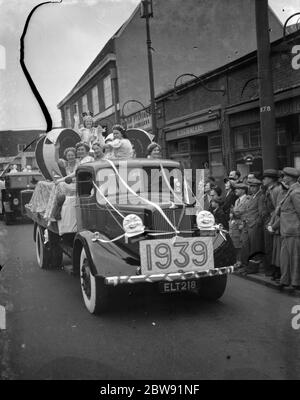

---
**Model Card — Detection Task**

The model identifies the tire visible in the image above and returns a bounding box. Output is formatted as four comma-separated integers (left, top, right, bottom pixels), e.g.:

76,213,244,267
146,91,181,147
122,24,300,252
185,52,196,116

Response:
79,247,109,314
48,230,63,269
196,274,227,301
35,225,52,269
3,211,13,225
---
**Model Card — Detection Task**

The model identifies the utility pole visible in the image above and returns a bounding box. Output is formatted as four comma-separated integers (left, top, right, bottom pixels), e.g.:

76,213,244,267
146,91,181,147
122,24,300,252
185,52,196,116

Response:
140,0,158,140
110,67,120,124
255,0,278,169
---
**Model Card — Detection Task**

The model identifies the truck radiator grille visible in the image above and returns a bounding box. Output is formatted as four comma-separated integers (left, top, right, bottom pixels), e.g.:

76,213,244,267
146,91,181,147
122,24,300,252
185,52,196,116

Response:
152,208,193,232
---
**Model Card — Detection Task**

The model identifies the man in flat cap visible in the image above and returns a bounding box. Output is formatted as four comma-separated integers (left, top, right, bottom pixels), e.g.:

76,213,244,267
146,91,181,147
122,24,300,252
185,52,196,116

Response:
240,178,267,274
262,169,281,278
278,167,300,289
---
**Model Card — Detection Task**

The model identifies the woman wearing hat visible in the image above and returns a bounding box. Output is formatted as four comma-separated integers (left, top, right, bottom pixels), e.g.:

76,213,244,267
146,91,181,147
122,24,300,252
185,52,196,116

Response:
210,197,228,230
223,178,238,222
92,142,105,161
103,125,133,160
57,147,79,178
146,143,162,159
56,142,94,184
74,113,105,149
229,183,249,266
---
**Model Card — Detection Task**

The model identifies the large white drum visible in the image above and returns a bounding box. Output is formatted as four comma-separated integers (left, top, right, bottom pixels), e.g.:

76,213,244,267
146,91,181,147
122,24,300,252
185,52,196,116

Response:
36,128,81,181
126,128,154,158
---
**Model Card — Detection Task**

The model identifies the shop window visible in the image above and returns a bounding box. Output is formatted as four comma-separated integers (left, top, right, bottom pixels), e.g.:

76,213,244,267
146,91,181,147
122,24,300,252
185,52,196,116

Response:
168,141,178,154
235,127,249,150
178,140,189,153
82,94,88,114
210,152,223,166
209,135,222,150
103,75,112,109
65,106,72,128
92,86,99,115
249,126,261,148
276,122,288,145
73,102,79,116
293,153,300,169
233,123,261,150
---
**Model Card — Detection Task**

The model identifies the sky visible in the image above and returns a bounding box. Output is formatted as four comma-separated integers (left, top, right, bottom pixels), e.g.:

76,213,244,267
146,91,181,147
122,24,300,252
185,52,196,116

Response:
0,0,299,131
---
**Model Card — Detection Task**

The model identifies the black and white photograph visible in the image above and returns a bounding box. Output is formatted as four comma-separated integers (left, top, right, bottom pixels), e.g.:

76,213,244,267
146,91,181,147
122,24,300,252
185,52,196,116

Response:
0,0,300,383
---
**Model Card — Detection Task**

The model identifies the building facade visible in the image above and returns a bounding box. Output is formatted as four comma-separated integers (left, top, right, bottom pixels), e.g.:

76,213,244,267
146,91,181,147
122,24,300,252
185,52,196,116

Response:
115,0,281,118
58,0,282,134
57,37,120,134
0,130,43,172
154,30,300,186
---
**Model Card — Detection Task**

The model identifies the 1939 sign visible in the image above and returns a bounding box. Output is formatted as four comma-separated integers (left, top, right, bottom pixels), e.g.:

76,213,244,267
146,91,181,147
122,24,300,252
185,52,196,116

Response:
139,237,214,275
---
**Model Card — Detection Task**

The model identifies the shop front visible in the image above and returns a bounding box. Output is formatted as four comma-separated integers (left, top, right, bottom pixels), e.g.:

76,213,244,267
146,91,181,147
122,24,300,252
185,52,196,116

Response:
164,107,225,185
228,94,300,176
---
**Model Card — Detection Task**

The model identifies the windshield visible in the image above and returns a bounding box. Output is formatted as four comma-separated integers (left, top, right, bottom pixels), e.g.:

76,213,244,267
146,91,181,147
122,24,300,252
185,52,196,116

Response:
95,166,189,206
7,174,43,189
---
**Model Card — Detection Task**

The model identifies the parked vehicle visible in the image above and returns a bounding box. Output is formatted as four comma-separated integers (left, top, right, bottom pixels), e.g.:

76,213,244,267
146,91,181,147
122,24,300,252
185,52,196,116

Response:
26,159,236,314
1,171,43,224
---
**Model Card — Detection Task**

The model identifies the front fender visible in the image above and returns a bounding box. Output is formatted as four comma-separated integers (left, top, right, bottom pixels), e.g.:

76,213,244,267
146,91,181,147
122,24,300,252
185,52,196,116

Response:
73,230,140,278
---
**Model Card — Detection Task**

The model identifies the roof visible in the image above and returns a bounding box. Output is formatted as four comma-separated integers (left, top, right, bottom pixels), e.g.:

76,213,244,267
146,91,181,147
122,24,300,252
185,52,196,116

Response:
57,27,124,109
156,29,300,102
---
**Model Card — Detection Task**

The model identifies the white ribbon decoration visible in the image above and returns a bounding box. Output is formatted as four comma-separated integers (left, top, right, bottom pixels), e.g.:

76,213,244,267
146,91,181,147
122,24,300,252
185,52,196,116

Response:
93,182,125,219
159,163,183,205
106,160,179,235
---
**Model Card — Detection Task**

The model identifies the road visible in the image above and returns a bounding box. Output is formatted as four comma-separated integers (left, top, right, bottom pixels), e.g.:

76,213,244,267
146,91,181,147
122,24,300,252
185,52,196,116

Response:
0,221,300,380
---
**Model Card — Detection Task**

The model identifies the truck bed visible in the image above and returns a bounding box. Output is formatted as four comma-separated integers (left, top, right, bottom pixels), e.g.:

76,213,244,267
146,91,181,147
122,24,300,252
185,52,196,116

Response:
25,204,60,234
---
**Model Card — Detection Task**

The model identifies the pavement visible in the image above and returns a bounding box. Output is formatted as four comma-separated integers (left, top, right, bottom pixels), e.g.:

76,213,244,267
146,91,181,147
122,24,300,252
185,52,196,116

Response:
236,271,300,297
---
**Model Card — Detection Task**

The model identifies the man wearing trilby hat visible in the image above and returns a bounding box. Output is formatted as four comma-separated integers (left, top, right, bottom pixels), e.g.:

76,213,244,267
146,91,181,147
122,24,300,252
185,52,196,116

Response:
277,167,300,289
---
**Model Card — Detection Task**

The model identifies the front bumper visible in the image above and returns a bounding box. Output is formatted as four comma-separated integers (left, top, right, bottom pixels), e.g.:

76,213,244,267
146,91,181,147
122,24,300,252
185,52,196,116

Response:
104,265,236,286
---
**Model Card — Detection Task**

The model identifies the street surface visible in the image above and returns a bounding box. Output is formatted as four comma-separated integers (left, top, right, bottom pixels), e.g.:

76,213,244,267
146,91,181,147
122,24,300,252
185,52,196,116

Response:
0,221,299,380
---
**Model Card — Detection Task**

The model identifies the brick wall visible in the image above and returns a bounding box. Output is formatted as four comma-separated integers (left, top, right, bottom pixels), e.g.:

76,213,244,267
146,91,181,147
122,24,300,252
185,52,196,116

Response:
0,130,43,157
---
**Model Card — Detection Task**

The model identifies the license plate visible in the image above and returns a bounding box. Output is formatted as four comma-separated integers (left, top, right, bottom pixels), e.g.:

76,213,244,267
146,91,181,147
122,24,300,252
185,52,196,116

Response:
140,237,214,275
159,280,198,293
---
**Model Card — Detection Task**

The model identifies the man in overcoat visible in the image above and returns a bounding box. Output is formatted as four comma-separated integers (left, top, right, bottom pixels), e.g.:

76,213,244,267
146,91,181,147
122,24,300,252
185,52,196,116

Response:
240,178,267,274
262,169,281,277
279,167,300,289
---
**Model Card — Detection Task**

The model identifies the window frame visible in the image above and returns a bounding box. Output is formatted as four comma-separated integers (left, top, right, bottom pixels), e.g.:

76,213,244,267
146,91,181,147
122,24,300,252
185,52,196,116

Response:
103,75,113,109
92,85,100,116
82,94,88,114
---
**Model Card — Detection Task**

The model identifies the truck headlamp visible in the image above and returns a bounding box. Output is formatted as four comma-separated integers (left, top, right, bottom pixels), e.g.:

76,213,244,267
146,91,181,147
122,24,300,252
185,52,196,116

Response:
13,198,19,206
196,211,215,230
123,214,145,238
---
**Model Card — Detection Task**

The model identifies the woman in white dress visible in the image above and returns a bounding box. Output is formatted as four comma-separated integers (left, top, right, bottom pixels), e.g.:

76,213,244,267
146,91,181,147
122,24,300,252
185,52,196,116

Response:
74,113,105,150
103,125,133,160
56,142,94,184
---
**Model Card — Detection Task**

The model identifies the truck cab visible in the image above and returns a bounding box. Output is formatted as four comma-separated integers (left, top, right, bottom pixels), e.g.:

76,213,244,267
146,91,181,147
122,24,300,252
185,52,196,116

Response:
27,158,236,314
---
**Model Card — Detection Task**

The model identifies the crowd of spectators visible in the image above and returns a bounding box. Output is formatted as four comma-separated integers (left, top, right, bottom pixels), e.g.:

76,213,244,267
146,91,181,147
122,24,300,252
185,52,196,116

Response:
203,168,300,290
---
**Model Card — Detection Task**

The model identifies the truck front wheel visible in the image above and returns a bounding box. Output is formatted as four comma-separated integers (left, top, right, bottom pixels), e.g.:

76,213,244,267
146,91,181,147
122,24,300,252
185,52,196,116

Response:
195,274,227,301
79,247,109,314
4,211,14,225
